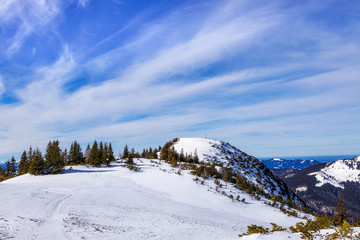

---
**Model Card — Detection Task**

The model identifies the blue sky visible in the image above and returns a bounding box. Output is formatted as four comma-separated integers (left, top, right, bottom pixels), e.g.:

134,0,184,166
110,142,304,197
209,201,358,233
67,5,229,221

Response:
0,0,359,160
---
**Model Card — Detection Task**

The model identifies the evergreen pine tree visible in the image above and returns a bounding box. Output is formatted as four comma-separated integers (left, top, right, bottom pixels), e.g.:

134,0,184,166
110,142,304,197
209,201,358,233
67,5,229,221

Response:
107,143,115,163
9,156,17,177
18,150,29,175
28,148,45,175
69,141,84,165
194,149,199,163
62,148,69,165
102,143,108,165
123,145,129,159
44,140,64,174
88,140,101,166
0,165,4,181
152,148,158,159
99,141,104,164
84,144,91,163
332,193,348,226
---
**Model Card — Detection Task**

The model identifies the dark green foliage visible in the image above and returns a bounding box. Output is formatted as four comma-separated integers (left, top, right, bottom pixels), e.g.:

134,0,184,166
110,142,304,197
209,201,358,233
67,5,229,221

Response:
270,223,286,232
325,220,356,239
332,193,348,226
84,144,91,163
88,140,101,167
28,148,45,175
68,141,84,165
141,147,159,159
191,164,219,179
239,224,270,237
18,151,30,175
160,138,179,161
160,138,198,164
107,143,115,163
289,215,333,239
5,156,17,177
122,145,129,159
44,140,64,174
127,154,134,165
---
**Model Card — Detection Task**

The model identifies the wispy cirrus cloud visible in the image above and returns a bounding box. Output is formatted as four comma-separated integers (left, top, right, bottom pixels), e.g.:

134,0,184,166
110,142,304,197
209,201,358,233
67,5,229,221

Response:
0,0,67,57
0,0,359,159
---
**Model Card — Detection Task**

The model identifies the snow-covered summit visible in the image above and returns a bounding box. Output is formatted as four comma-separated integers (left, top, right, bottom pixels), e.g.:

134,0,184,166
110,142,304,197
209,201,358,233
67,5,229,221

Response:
309,156,360,189
173,138,249,165
172,138,220,162
171,138,306,208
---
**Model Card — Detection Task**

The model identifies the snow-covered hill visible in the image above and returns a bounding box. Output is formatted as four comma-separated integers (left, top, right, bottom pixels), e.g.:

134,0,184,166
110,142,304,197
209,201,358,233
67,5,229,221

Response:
309,156,360,189
261,158,320,170
172,138,306,209
279,156,360,221
0,159,305,240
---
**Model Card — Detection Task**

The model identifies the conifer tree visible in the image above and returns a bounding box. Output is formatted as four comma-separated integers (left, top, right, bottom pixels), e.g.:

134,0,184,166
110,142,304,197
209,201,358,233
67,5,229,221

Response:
9,156,17,176
123,145,129,159
194,149,199,163
62,148,69,165
0,165,4,181
102,143,108,165
152,148,158,159
107,143,115,163
99,141,104,163
88,140,101,166
69,141,84,165
44,140,64,174
29,148,45,175
84,144,91,163
18,150,29,175
332,193,348,226
28,146,34,162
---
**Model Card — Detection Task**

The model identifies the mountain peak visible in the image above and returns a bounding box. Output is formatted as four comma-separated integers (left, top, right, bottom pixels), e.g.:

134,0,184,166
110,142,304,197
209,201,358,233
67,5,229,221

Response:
309,156,360,189
168,137,307,209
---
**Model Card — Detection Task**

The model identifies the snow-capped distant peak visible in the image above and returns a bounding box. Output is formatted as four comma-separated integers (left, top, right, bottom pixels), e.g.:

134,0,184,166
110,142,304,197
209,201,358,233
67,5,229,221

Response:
273,158,282,161
309,156,360,189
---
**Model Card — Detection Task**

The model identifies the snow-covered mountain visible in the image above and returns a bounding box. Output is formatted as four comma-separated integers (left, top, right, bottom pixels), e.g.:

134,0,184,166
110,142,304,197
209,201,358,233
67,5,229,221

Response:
171,138,307,209
279,156,360,221
261,158,320,170
309,156,360,189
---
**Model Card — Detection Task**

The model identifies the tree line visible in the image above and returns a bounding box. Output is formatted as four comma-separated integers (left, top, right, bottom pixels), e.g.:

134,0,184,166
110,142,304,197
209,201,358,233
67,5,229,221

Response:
0,139,162,182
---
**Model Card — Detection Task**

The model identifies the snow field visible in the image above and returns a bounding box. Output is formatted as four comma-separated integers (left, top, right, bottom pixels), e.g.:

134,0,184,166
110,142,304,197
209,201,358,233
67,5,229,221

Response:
0,158,304,240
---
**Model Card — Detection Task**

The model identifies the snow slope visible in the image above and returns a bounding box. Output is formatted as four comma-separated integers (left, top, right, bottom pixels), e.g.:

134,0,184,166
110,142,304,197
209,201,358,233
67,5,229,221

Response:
0,159,304,240
309,156,360,189
172,138,306,208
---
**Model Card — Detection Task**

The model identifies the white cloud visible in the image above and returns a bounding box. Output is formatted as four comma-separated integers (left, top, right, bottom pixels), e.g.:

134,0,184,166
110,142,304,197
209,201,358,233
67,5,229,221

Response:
0,0,66,56
0,76,4,96
78,0,90,8
1,0,360,159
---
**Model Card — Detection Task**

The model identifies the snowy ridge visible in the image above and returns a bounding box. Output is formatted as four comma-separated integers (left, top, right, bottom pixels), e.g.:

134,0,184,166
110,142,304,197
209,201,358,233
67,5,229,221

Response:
309,156,360,189
173,138,306,208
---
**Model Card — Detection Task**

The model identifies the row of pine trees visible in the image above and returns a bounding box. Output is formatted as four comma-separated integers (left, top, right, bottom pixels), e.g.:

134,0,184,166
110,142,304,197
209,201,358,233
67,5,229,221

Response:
0,139,161,181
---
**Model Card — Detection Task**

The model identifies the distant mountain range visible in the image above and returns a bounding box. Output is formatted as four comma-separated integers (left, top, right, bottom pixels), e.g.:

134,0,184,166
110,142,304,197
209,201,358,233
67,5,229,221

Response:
261,158,321,170
0,161,6,168
278,156,360,221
